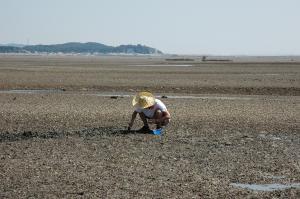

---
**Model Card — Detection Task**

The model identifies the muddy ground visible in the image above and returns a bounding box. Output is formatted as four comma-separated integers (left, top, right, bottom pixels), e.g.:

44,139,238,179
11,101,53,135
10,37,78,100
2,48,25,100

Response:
0,55,299,95
0,55,299,198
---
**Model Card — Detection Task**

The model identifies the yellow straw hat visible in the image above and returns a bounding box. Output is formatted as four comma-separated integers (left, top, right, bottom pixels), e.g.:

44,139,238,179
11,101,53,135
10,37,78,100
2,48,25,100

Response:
132,91,156,109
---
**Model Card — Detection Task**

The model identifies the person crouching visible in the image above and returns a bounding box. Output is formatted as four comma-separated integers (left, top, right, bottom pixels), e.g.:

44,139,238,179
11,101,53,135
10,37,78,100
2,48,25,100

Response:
128,91,171,132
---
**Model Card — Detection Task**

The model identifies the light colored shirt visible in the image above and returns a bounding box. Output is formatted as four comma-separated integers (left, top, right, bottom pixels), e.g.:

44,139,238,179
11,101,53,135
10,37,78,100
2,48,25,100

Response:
135,99,167,118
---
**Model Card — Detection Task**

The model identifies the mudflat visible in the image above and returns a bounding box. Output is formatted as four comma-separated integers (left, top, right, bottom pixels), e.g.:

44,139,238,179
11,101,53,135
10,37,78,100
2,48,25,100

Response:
0,55,299,95
0,55,299,198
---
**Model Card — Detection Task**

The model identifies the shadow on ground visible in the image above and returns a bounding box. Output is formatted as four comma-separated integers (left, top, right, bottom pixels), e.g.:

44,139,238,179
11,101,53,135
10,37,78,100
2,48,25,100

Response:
0,127,150,142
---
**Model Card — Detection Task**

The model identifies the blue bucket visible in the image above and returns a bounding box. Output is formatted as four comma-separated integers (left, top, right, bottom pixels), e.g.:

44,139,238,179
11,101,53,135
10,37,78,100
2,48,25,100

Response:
152,128,163,135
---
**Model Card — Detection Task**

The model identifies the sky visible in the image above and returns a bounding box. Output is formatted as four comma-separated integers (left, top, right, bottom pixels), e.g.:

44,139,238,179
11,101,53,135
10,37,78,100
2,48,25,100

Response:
1,0,300,55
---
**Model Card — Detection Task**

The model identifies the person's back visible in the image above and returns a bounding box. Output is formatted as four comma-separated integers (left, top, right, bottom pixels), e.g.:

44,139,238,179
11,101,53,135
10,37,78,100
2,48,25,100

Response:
135,99,167,118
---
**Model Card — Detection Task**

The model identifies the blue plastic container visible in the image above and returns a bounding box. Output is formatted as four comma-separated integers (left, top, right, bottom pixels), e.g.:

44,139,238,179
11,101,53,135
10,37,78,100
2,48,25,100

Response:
152,128,163,135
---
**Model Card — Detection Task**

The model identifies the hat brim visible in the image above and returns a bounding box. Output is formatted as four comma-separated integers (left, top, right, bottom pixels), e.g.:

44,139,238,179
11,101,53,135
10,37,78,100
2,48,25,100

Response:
132,92,155,108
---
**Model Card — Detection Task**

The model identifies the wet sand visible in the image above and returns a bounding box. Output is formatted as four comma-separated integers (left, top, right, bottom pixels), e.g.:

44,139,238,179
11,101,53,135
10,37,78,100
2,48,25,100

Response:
0,55,299,95
0,55,299,198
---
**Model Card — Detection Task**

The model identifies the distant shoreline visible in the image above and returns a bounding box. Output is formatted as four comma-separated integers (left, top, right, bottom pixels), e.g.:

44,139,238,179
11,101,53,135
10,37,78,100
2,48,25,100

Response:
1,53,300,63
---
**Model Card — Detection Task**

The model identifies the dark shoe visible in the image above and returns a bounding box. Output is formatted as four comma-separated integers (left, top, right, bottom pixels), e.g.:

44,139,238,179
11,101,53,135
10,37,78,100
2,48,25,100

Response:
138,125,151,133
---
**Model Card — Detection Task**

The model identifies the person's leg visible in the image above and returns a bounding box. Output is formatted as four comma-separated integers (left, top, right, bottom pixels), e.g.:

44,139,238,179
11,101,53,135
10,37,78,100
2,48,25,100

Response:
162,118,170,126
137,112,151,133
153,110,170,129
138,112,149,129
153,110,163,129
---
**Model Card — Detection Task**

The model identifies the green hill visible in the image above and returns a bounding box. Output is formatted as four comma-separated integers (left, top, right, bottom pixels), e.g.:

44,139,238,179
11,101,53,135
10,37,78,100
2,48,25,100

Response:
0,46,27,53
0,42,163,54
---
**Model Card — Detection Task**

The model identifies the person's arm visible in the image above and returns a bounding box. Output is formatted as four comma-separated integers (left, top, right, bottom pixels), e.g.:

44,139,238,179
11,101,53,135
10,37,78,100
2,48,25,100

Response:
128,111,138,130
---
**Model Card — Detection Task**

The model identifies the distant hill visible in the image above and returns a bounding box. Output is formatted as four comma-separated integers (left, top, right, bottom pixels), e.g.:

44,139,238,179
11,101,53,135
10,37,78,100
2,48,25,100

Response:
0,46,27,53
0,42,163,54
0,43,25,48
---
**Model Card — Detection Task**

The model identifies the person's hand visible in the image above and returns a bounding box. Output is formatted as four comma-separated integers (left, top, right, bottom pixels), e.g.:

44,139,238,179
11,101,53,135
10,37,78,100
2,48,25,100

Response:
128,122,133,130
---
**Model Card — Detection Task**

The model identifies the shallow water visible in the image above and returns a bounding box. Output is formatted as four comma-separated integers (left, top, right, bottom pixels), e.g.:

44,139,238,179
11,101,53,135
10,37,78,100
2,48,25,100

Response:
128,64,193,67
0,89,297,101
0,90,255,100
91,94,255,100
231,183,300,191
163,95,254,100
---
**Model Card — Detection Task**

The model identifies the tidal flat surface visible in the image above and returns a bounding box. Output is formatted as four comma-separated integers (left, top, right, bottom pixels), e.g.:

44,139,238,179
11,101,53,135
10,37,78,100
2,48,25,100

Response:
0,55,299,198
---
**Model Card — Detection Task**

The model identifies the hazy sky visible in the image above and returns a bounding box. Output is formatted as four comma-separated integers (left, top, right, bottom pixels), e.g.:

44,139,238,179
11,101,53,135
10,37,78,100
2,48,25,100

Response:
1,0,300,55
